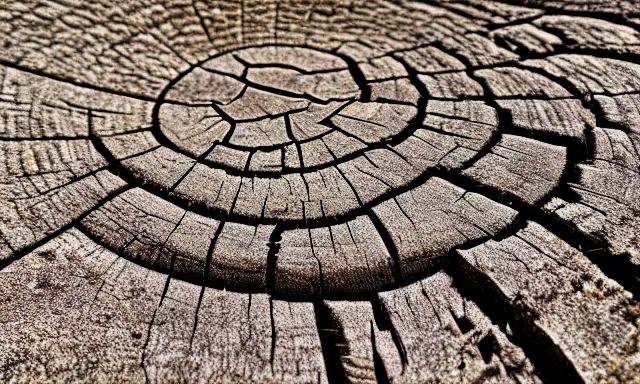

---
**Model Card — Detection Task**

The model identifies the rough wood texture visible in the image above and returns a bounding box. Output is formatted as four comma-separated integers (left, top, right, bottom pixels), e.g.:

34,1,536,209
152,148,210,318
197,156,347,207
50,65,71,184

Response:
459,222,640,382
1,1,640,382
374,272,541,383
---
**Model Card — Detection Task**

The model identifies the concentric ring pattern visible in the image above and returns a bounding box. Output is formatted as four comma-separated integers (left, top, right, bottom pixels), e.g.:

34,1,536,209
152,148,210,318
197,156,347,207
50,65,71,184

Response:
1,1,640,383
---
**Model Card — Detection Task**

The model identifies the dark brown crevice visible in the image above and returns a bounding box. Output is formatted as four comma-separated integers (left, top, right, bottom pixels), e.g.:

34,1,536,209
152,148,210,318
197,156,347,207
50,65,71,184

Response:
189,285,206,347
484,100,589,165
154,211,188,279
191,2,214,46
308,226,326,296
96,126,153,138
169,140,221,194
226,59,347,76
476,333,496,364
265,224,284,294
269,297,276,375
140,298,162,384
370,296,408,369
451,311,474,334
201,219,225,283
159,268,175,307
367,211,402,287
333,50,372,102
371,321,392,384
313,301,349,384
486,13,548,32
187,219,225,345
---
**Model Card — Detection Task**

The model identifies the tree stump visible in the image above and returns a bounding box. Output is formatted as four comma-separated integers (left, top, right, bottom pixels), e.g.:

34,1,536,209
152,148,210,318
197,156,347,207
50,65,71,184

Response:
0,0,639,382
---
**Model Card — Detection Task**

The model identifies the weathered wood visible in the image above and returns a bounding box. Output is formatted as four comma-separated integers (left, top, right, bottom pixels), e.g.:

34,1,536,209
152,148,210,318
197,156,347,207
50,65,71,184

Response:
419,71,484,99
523,55,640,96
374,272,541,383
462,135,567,204
372,177,516,281
321,301,377,384
145,283,328,383
0,2,639,382
0,229,166,382
491,24,562,54
459,222,640,382
496,99,593,139
545,127,640,266
474,67,572,98
275,215,396,295
534,15,640,47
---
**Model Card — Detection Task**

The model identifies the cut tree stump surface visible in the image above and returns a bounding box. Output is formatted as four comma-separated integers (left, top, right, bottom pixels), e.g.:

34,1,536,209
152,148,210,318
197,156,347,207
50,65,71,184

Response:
0,0,640,382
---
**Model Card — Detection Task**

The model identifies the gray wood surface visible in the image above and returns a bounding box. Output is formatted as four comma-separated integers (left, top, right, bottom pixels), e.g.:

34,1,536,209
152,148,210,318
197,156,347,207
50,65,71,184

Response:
0,1,640,382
